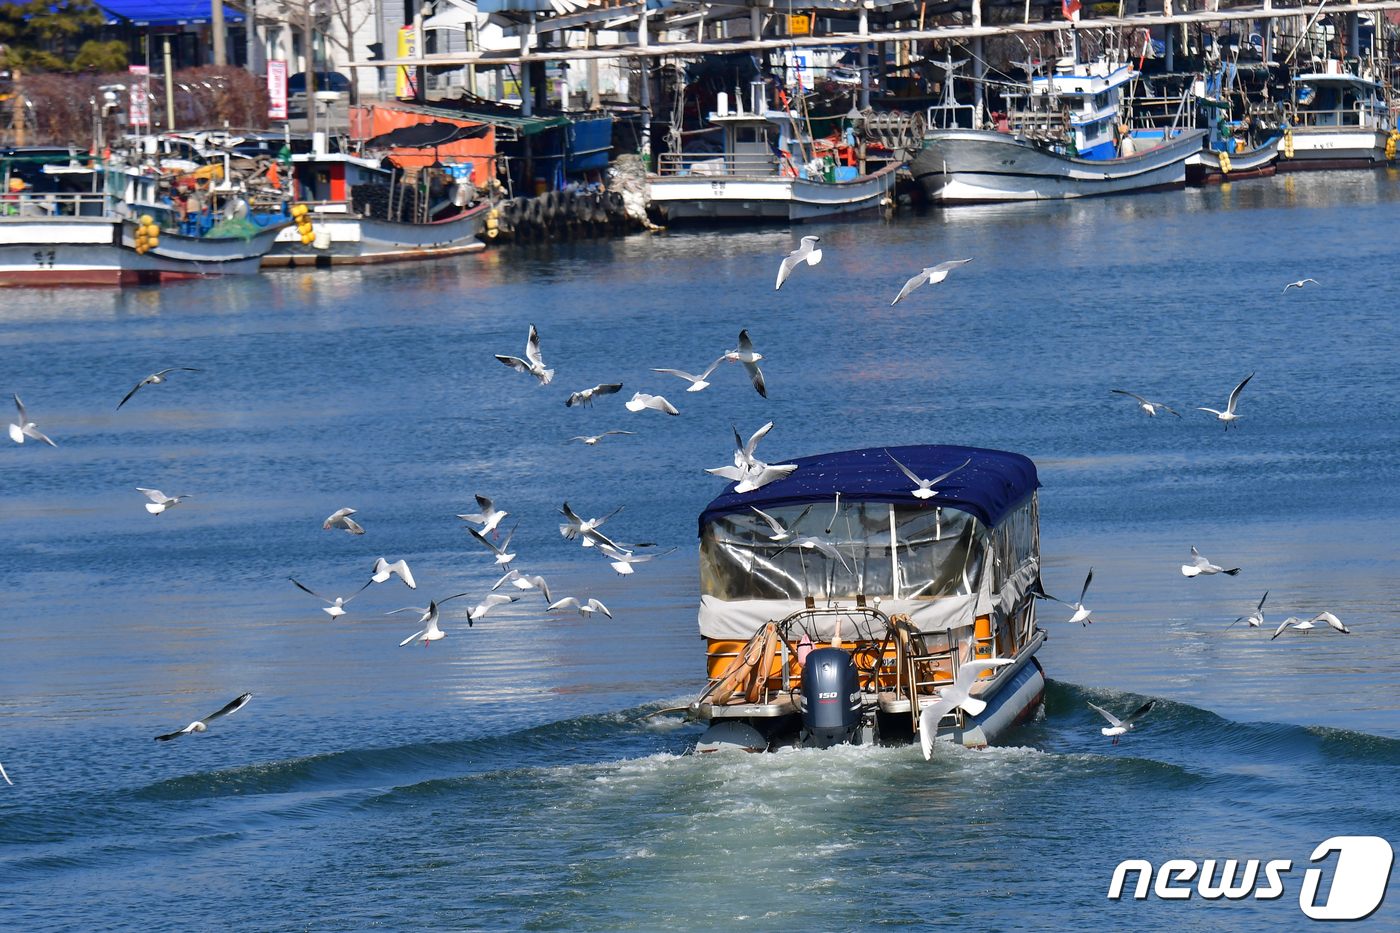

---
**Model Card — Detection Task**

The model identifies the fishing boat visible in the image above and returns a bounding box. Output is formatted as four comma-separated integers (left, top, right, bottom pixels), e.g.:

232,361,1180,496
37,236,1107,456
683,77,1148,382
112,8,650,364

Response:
690,445,1046,753
1184,79,1281,185
910,59,1205,203
649,83,899,223
1186,136,1281,185
1277,68,1395,172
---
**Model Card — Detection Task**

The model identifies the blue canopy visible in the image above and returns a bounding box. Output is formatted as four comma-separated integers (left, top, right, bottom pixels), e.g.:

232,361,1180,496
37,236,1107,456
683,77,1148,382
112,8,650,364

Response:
698,444,1040,533
97,0,243,26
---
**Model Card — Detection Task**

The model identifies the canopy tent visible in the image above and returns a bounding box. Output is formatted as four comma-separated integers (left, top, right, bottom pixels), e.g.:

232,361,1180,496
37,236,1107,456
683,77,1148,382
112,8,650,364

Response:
97,0,243,25
698,445,1041,533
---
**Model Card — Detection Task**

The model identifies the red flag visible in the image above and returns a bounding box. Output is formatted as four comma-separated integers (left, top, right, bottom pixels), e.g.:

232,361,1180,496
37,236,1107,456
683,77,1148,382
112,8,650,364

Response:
1063,0,1081,18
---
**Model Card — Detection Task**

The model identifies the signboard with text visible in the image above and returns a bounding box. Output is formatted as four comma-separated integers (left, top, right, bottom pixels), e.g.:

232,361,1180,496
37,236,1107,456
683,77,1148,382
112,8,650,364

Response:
128,64,150,127
268,61,288,120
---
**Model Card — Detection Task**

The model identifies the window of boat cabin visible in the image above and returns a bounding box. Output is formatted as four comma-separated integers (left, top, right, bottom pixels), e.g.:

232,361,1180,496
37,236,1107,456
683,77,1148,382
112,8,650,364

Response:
987,494,1039,594
699,501,987,601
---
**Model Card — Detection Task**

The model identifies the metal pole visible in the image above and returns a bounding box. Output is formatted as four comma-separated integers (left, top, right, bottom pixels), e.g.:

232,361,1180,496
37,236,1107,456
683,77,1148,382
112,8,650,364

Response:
305,2,318,132
858,7,870,109
521,13,534,116
587,27,600,108
751,5,761,39
212,0,227,66
639,7,651,165
163,37,176,130
413,1,425,103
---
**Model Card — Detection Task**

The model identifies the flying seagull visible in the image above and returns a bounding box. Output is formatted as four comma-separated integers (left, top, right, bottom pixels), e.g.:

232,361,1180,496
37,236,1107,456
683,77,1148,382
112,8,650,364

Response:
1274,612,1348,637
723,329,767,398
389,593,471,645
494,324,554,386
291,577,371,617
559,502,624,547
370,558,416,589
0,761,10,785
1226,591,1268,630
567,431,636,446
154,693,252,741
1283,278,1319,292
596,543,676,576
776,236,822,290
565,383,624,408
136,487,190,515
1088,699,1156,745
750,505,812,542
706,421,797,493
776,536,852,573
625,392,679,416
457,495,508,536
492,569,551,602
548,596,612,618
651,358,723,392
891,259,973,306
1110,390,1181,418
1042,568,1094,625
1182,546,1240,577
323,508,364,535
885,451,970,500
919,658,1015,760
1310,611,1350,634
117,368,201,409
8,395,56,447
1196,373,1254,430
468,593,517,625
468,521,518,568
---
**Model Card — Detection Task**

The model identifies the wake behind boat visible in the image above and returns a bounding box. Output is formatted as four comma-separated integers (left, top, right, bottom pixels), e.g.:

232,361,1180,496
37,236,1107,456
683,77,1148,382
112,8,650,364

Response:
689,445,1046,753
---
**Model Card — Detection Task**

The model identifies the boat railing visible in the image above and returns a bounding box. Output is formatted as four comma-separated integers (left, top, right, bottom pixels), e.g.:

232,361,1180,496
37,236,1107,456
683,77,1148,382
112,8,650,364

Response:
656,152,779,177
1290,101,1388,128
925,103,978,131
0,192,109,218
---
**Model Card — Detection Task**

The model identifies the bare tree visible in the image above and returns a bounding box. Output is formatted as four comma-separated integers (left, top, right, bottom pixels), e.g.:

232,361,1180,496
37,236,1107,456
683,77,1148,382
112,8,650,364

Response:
319,0,375,106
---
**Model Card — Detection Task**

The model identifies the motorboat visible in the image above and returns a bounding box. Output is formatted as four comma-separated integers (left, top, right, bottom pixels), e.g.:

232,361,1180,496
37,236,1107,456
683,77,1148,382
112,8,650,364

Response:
690,444,1046,753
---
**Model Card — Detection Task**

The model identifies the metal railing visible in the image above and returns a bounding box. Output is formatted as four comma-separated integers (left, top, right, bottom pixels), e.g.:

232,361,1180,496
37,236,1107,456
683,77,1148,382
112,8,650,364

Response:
0,192,109,217
656,152,779,177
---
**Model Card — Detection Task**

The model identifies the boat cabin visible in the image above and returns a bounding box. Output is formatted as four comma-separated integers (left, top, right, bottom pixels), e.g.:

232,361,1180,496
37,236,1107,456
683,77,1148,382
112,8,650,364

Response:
1290,71,1390,130
1005,60,1135,160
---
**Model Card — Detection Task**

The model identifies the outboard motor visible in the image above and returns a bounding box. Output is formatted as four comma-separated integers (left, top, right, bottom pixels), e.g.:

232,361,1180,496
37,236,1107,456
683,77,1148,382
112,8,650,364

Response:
800,647,863,748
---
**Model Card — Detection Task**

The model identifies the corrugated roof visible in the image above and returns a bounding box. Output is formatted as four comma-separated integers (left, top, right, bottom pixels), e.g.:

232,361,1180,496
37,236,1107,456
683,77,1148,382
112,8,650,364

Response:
97,0,243,25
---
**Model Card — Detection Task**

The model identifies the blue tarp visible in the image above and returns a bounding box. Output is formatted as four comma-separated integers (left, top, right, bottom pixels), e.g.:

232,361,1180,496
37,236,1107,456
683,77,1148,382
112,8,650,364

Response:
97,0,243,26
698,445,1040,533
565,117,612,173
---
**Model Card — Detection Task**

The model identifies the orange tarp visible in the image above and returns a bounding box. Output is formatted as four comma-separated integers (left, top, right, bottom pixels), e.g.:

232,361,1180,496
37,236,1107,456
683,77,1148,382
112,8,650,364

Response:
350,104,496,187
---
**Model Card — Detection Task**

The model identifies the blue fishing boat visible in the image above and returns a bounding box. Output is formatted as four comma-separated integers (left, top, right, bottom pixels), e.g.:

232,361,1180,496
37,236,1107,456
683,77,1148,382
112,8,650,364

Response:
690,444,1047,753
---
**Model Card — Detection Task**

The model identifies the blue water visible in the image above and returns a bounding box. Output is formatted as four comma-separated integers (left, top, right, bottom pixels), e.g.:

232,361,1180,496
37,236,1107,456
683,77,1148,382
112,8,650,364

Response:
2,169,1399,930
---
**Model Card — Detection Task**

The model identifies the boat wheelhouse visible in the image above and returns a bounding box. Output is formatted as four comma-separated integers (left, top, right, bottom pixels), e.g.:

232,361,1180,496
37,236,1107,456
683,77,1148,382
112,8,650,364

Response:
1279,70,1394,171
691,445,1046,753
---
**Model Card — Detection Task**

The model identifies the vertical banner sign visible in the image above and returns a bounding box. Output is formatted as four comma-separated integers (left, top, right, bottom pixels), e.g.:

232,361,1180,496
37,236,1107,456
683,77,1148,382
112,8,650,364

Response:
268,60,288,120
396,25,418,98
128,64,150,127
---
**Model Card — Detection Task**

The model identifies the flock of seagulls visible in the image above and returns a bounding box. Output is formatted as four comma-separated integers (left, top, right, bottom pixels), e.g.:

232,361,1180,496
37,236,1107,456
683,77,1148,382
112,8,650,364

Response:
1110,373,1254,429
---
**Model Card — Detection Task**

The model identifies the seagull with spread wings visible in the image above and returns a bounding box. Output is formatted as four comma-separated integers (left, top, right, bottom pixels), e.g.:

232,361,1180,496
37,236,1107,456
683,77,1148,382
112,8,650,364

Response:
1283,278,1319,292
323,508,364,535
468,522,518,568
652,357,723,392
389,593,472,645
625,392,680,416
1088,699,1156,745
458,495,508,536
1110,389,1181,418
567,431,636,446
118,368,201,409
1196,373,1254,430
596,543,676,576
775,236,822,289
1182,547,1240,577
919,658,1015,759
1226,591,1268,630
750,505,812,542
559,502,624,548
155,693,252,741
8,395,56,447
885,451,970,500
290,577,372,617
370,558,416,589
722,329,768,398
1041,569,1094,625
706,422,797,493
891,259,972,306
565,383,623,408
494,324,554,386
136,487,191,515
548,596,612,618
492,569,551,602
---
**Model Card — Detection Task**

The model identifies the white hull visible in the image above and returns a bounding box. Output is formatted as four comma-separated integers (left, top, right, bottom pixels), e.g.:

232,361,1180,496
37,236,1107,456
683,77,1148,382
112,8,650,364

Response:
649,165,897,222
1278,128,1391,171
912,129,1205,203
262,203,488,266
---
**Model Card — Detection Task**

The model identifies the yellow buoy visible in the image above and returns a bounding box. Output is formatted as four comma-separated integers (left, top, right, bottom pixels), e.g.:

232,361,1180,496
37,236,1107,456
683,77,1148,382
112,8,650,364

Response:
1219,151,1232,174
1283,129,1294,159
1386,130,1398,161
140,214,154,226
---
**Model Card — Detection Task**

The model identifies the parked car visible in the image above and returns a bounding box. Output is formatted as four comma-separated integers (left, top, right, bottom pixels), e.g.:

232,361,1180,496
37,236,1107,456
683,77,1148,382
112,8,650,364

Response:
288,72,352,95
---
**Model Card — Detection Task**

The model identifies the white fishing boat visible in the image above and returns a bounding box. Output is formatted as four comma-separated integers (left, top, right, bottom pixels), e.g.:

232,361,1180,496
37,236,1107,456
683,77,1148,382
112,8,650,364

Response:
689,445,1046,753
649,85,898,223
1277,69,1395,172
911,59,1205,203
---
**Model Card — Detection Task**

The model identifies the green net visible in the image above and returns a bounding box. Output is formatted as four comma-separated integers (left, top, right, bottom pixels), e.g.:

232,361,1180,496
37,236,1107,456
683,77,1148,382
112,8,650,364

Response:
207,216,263,240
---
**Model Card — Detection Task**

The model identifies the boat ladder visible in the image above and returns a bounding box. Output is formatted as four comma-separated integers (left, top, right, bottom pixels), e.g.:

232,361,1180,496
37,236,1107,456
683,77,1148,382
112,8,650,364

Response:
891,618,957,735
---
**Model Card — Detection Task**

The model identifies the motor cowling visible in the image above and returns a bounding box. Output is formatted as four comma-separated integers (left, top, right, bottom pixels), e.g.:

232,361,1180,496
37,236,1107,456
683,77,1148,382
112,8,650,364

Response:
800,647,863,748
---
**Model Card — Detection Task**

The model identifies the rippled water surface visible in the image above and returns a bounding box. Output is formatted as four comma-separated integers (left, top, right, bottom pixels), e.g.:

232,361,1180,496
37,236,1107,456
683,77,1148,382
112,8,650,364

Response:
3,170,1399,931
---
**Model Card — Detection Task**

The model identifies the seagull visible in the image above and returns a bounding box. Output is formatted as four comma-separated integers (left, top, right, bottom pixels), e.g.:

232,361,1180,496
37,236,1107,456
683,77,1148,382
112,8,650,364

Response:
117,368,201,409
1310,611,1350,634
1226,591,1268,629
775,235,822,289
706,422,797,493
1087,699,1156,745
722,329,767,398
468,593,517,625
625,392,679,416
559,502,624,547
457,495,508,536
565,383,624,408
1196,373,1254,430
567,431,636,446
1271,616,1314,639
1182,546,1240,577
777,536,852,572
370,558,416,589
389,593,471,645
1283,278,1319,292
1043,569,1094,625
0,760,10,785
651,358,723,392
468,521,518,568
154,693,252,741
494,324,554,386
323,508,364,535
891,259,973,306
750,505,811,542
492,569,551,602
596,543,676,575
548,596,612,618
1110,390,1181,418
919,658,1015,759
8,395,56,447
136,487,190,515
291,577,371,617
885,451,970,500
